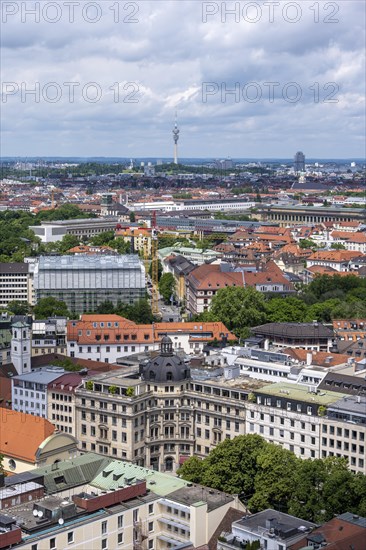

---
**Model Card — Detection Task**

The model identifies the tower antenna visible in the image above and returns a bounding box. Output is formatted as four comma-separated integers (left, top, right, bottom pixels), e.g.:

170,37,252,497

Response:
172,111,180,165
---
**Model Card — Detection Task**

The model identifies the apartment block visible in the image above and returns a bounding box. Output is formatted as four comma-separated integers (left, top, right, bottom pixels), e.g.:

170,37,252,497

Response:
11,366,66,417
0,452,244,550
0,262,34,309
31,317,67,356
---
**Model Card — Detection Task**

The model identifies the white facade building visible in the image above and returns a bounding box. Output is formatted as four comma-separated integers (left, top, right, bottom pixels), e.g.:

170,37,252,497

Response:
12,366,65,418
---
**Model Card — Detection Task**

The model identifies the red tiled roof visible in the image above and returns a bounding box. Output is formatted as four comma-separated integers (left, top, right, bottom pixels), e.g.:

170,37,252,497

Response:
67,316,235,344
0,409,55,463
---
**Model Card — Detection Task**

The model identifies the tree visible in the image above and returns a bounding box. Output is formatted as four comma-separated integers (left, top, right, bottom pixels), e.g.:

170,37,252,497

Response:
90,230,115,246
6,300,31,316
110,237,131,255
207,287,267,338
129,211,136,222
36,204,94,221
178,435,268,497
202,435,268,497
58,234,80,254
299,238,317,249
159,273,175,304
96,300,115,314
33,297,70,319
288,459,327,522
51,358,81,372
266,297,307,323
331,243,346,250
177,456,205,483
319,457,355,520
149,259,163,280
249,445,299,513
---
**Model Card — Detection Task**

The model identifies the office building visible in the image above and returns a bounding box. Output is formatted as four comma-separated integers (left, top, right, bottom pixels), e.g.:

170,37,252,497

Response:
30,217,122,243
294,151,305,173
0,262,35,309
33,255,146,314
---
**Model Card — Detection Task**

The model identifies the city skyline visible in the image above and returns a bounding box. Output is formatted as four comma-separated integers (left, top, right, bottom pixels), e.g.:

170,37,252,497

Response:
1,1,365,158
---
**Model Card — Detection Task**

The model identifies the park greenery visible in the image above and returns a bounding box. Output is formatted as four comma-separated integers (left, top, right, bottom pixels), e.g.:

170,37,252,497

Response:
177,435,366,523
196,274,366,338
0,206,95,262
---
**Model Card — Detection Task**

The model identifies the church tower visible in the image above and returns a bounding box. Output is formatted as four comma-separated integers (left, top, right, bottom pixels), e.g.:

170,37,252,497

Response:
11,321,31,375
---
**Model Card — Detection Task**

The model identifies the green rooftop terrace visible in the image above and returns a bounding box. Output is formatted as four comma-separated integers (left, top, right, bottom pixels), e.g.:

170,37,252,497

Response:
257,382,346,406
91,460,189,496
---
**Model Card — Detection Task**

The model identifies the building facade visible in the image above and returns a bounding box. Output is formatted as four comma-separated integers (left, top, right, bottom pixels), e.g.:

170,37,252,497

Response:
34,255,146,314
66,315,235,362
73,338,366,475
29,217,122,243
0,452,244,550
11,366,66,417
0,262,34,309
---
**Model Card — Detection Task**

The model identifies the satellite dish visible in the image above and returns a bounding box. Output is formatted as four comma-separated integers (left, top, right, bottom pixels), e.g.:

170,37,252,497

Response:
58,518,64,525
33,510,38,517
37,511,43,518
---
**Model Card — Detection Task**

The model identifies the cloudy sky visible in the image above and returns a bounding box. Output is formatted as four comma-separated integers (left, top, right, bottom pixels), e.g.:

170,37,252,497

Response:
1,1,365,158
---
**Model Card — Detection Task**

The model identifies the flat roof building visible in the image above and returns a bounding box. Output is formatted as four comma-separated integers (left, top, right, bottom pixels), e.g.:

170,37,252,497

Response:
33,255,146,314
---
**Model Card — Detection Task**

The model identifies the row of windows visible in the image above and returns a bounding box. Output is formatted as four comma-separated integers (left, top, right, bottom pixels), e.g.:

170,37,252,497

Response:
52,414,72,423
76,326,151,340
322,425,365,440
13,389,45,399
251,412,317,431
72,344,147,354
13,400,46,410
52,404,72,412
52,393,72,402
257,397,316,415
322,438,364,453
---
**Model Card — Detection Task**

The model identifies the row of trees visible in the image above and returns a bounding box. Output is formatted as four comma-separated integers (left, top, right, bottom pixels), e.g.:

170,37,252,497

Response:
196,275,366,338
178,435,366,523
0,206,96,262
5,296,155,324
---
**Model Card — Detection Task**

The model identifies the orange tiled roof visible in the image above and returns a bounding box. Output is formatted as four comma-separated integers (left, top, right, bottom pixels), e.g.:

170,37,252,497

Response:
306,266,359,277
331,231,366,243
67,316,235,344
187,264,244,291
0,409,55,463
308,250,364,261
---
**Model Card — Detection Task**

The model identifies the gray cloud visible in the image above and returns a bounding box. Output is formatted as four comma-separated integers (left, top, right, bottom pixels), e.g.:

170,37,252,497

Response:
1,0,365,158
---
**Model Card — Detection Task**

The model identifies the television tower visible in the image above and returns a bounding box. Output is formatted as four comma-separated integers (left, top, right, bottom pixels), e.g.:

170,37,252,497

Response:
172,112,180,164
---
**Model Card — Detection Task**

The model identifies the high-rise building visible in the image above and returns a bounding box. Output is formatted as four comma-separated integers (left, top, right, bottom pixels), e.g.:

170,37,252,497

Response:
294,151,305,173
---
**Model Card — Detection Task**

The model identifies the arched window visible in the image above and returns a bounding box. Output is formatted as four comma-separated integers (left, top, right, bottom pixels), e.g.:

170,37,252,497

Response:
149,370,156,380
14,331,17,339
165,457,173,472
166,372,173,381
